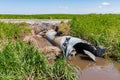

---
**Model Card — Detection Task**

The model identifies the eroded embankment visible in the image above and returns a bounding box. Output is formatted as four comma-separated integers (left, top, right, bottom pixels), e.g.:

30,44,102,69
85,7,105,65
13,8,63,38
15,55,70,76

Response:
22,20,120,80
1,19,120,80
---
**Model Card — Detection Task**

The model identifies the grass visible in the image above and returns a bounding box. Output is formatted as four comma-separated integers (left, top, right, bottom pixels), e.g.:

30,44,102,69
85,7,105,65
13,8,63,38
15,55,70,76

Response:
0,14,75,19
0,22,31,40
57,21,71,35
0,41,77,80
69,14,120,62
0,41,49,80
51,58,77,80
0,22,77,80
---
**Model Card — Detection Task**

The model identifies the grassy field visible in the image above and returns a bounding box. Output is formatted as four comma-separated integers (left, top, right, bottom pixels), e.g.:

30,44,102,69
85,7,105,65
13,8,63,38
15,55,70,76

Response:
0,14,75,19
70,14,120,61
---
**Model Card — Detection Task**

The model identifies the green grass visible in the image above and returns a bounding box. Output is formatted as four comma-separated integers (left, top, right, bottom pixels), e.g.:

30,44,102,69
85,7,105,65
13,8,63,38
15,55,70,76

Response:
69,14,120,62
0,22,77,80
0,14,75,19
0,41,77,80
0,22,31,40
51,58,77,80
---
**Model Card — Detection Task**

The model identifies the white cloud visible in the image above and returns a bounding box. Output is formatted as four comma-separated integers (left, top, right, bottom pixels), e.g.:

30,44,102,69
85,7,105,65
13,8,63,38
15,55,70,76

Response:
98,2,110,9
102,2,110,6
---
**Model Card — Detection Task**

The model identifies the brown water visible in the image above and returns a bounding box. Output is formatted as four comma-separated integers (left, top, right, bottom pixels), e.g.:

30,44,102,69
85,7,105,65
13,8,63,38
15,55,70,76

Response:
69,54,120,80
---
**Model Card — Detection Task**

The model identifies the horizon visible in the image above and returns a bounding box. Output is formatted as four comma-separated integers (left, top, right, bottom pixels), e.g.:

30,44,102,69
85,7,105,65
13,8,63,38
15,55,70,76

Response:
0,0,120,14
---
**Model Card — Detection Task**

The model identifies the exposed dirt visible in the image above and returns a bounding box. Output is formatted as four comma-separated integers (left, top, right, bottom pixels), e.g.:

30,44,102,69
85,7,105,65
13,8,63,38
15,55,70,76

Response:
0,19,70,25
23,22,63,64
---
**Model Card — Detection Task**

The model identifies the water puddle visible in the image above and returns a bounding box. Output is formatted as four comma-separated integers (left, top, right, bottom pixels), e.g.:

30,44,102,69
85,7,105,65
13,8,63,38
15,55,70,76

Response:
69,54,120,80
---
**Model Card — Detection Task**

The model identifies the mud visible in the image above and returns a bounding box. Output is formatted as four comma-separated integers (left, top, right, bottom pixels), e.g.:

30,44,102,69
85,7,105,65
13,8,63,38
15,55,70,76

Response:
23,35,62,64
69,54,120,80
23,35,52,49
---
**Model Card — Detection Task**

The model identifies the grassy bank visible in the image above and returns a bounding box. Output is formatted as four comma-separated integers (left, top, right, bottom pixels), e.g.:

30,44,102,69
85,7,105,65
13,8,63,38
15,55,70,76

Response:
0,22,31,50
0,22,31,40
0,41,76,80
70,14,120,62
0,22,77,80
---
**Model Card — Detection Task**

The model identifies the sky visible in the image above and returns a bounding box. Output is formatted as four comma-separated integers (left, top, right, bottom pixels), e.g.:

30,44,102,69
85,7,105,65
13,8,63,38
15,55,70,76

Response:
0,0,119,14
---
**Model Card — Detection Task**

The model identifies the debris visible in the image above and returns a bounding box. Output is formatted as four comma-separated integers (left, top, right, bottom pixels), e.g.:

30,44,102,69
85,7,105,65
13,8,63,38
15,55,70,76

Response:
45,29,105,61
83,50,96,61
24,22,105,62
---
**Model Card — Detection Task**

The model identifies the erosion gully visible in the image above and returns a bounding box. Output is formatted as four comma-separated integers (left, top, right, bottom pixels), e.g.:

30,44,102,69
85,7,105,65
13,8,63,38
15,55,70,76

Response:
1,19,120,80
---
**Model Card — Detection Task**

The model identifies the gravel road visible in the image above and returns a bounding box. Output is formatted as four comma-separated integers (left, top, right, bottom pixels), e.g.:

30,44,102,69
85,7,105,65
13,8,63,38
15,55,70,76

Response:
0,19,70,25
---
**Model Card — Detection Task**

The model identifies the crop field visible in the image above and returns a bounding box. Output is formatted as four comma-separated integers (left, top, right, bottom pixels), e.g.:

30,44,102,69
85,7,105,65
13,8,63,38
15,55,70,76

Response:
0,14,75,19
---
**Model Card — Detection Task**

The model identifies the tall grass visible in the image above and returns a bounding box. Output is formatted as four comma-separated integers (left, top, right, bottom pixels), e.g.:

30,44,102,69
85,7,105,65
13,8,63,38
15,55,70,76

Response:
0,22,31,40
0,22,77,80
70,14,120,61
51,58,77,80
0,41,77,80
0,41,48,79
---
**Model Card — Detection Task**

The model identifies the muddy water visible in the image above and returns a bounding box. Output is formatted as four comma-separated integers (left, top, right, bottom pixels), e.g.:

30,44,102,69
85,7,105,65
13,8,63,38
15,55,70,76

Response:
69,54,120,80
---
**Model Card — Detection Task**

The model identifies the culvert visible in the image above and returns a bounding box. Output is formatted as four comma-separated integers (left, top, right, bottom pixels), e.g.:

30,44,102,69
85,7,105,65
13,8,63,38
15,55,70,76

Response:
45,30,105,61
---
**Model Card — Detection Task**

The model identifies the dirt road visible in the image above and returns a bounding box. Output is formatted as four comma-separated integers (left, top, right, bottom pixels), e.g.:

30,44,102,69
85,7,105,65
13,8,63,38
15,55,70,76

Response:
0,19,70,25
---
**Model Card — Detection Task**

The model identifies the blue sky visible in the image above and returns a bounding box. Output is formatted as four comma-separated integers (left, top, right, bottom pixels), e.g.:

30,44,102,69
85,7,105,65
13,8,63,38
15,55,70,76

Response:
0,0,119,14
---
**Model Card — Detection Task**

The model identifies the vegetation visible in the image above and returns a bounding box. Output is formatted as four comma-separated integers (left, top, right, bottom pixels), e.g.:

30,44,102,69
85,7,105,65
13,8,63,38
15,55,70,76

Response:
51,58,76,80
0,41,76,80
0,14,75,19
70,14,120,62
0,22,31,40
57,21,71,35
0,22,77,80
